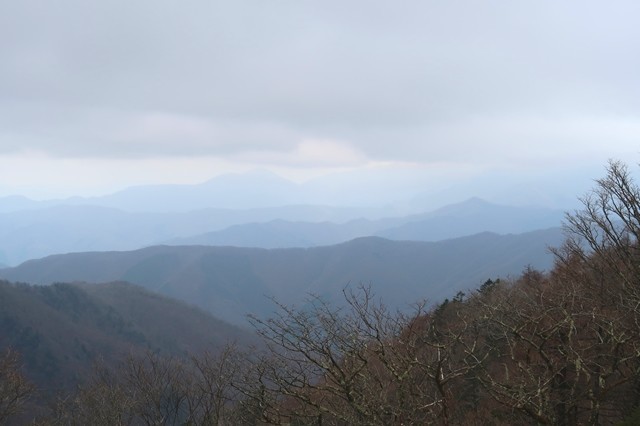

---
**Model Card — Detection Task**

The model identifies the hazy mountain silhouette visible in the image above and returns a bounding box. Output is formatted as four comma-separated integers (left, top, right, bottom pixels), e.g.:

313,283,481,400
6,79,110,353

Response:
167,218,402,248
77,170,304,212
376,197,565,241
0,198,563,266
0,204,395,266
0,195,56,213
1,229,565,325
168,198,564,249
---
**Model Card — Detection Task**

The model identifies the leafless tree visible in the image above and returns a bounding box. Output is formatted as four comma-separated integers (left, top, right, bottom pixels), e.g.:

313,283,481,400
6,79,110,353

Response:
0,348,34,424
557,160,640,311
238,286,482,425
44,346,247,425
460,162,640,425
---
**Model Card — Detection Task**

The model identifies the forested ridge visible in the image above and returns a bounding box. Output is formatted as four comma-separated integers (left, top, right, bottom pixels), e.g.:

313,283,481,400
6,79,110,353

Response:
2,161,640,424
1,228,563,327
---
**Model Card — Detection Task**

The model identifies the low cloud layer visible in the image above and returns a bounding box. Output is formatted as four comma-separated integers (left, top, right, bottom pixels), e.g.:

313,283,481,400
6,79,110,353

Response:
1,0,639,194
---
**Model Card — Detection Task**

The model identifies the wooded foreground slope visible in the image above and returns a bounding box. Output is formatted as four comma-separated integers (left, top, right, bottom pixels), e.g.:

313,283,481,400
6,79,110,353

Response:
0,280,251,396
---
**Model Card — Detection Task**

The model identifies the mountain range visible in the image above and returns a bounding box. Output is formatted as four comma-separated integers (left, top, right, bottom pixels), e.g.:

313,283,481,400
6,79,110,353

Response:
0,197,565,266
1,229,565,325
168,197,565,248
1,167,591,213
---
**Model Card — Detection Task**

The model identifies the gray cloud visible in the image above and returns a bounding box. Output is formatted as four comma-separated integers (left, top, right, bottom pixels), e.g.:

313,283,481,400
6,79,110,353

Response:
1,0,639,165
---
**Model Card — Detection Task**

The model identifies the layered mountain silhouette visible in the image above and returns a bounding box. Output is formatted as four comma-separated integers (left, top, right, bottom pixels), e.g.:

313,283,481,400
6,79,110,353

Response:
0,204,390,265
168,198,565,248
0,197,564,266
376,197,565,241
1,229,565,325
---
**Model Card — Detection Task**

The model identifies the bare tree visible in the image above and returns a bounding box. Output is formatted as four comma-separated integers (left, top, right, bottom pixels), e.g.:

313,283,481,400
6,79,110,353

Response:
459,162,640,425
557,160,640,309
0,348,34,424
555,160,640,417
238,286,482,425
45,346,247,425
190,343,246,425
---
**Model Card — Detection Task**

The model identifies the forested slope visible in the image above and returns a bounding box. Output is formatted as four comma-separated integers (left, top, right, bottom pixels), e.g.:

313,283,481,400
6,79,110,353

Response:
0,281,251,395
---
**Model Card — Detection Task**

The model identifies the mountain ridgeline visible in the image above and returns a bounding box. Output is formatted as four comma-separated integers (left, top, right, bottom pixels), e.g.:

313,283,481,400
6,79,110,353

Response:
0,196,564,266
1,229,564,326
166,197,564,248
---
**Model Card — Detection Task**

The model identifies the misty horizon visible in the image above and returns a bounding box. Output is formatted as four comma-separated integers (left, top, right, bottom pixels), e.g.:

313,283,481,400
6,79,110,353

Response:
1,1,639,201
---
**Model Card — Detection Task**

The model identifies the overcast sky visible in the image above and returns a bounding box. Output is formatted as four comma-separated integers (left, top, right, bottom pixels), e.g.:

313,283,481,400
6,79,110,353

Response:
1,1,639,199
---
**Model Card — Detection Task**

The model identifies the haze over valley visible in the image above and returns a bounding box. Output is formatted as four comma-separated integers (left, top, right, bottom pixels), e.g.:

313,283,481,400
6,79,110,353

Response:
2,0,640,423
